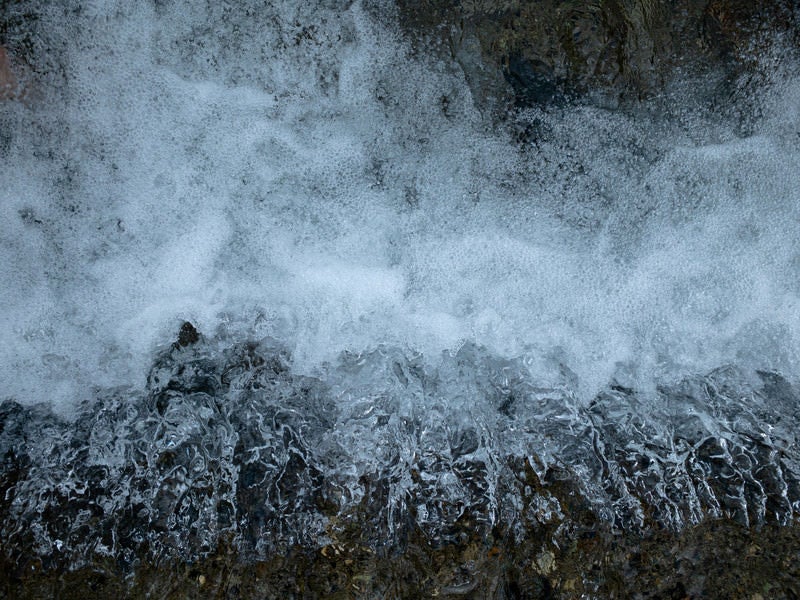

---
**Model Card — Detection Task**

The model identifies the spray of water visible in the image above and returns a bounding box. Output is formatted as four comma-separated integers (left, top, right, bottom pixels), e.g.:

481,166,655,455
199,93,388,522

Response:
2,0,800,409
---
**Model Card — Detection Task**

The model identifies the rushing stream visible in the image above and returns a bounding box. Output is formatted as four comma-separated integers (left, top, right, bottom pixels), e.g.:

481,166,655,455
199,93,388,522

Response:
1,0,800,577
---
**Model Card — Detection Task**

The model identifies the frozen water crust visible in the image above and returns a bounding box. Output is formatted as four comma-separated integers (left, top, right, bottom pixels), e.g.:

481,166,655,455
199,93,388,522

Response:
1,0,800,568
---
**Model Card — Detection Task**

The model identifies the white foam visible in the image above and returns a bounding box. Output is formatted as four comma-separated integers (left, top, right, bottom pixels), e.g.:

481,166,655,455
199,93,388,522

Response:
1,0,799,410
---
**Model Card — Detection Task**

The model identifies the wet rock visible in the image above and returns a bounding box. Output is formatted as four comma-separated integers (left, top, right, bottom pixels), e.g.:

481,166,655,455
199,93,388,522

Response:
175,321,200,348
0,46,18,100
1,336,800,597
395,0,800,110
1,0,49,105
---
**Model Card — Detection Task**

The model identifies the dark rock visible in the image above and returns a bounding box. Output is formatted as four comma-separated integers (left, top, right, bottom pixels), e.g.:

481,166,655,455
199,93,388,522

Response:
396,0,800,110
176,321,200,348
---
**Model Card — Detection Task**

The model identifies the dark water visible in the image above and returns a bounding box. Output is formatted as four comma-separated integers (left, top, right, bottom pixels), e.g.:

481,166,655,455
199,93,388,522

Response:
2,334,799,569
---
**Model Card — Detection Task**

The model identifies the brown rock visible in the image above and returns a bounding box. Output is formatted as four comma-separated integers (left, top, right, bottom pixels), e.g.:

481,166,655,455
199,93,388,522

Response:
0,46,18,100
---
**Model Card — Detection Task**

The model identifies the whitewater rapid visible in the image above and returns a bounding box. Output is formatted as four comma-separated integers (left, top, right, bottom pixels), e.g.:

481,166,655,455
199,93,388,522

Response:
3,2,800,576
1,0,799,410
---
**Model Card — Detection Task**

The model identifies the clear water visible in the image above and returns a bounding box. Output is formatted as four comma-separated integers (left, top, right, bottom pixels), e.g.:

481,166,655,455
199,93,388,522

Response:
1,0,800,565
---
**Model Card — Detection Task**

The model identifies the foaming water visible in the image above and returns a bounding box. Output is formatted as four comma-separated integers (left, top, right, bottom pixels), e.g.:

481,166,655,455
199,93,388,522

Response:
3,1,800,573
1,0,799,410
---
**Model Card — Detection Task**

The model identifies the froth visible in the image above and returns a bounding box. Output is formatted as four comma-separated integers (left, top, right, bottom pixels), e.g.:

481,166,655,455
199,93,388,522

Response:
1,0,799,410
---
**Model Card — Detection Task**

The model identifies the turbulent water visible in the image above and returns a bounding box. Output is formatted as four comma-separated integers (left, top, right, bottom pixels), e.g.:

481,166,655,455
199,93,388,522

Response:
1,0,800,569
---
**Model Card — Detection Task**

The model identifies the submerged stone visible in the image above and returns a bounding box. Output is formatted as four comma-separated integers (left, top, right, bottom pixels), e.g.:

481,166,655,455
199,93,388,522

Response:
1,333,799,597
